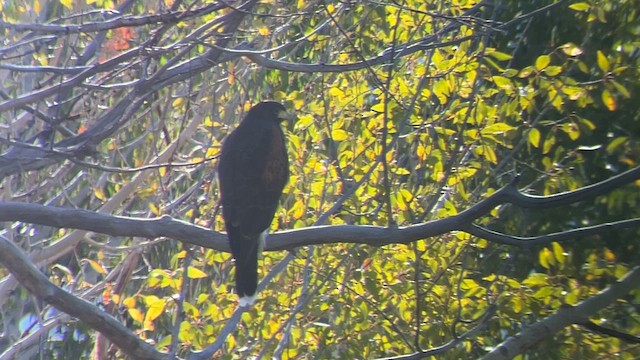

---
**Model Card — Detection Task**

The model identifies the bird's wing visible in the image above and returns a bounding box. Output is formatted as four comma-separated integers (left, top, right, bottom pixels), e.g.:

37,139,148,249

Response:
219,125,288,236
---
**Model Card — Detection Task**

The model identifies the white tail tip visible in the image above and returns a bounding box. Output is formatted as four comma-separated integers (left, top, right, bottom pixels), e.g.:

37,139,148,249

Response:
238,294,257,307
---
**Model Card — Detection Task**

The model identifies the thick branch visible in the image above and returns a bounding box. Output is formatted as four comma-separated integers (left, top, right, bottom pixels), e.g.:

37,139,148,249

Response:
482,266,640,359
0,167,638,251
0,236,168,360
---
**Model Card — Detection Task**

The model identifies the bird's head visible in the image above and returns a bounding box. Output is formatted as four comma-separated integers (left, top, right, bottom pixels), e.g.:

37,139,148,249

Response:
247,101,296,124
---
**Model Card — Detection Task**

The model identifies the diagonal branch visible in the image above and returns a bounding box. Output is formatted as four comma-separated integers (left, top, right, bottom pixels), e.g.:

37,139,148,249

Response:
482,266,640,359
0,235,168,360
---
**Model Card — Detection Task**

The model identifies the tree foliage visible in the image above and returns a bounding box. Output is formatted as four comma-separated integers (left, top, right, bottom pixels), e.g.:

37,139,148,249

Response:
0,0,639,359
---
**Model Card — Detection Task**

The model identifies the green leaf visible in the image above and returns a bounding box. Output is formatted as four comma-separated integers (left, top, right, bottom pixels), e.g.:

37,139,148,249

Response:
543,66,562,76
611,80,631,98
488,50,513,61
533,286,553,300
606,136,628,153
523,273,548,286
481,123,515,135
492,76,514,92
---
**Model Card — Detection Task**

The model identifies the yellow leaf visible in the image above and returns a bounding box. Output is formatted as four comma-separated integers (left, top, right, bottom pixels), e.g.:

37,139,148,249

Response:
34,0,41,13
172,97,184,108
539,247,555,269
492,76,513,91
543,66,562,76
123,297,136,309
481,123,515,135
128,308,144,323
59,0,73,9
149,203,160,216
552,242,565,265
560,43,583,56
569,2,590,11
480,145,497,164
228,62,235,85
596,51,609,72
603,249,616,262
179,321,193,342
331,129,348,141
601,89,616,111
542,135,555,155
94,187,106,201
258,26,270,36
87,259,107,275
529,128,541,148
535,55,550,71
187,266,208,279
145,297,166,322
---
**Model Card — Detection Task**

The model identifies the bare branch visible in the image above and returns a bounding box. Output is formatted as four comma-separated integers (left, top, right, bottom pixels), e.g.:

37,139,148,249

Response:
482,266,640,359
0,167,637,253
467,219,640,247
0,235,168,360
0,3,226,34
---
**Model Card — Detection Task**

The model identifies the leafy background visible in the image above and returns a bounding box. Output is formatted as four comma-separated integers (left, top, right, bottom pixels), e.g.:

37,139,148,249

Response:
0,0,638,358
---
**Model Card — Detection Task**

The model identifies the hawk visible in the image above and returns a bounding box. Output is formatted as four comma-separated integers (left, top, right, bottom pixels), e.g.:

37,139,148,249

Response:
218,101,293,307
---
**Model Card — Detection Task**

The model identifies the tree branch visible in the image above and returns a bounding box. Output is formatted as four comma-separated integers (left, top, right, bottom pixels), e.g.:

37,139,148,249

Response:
0,167,638,252
0,2,225,34
482,266,640,359
0,235,168,360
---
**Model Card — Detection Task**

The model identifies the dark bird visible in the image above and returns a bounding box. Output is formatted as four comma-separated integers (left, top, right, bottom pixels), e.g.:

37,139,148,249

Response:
218,101,293,307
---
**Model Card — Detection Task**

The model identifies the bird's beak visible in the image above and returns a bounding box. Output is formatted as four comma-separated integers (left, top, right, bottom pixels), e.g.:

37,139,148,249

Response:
278,109,297,125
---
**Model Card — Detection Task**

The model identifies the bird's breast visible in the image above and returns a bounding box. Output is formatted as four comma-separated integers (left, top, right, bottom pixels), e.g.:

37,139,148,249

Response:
262,126,288,190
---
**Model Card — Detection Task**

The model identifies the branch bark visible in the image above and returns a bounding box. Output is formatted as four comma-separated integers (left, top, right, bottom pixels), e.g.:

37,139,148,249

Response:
482,266,640,359
0,235,168,360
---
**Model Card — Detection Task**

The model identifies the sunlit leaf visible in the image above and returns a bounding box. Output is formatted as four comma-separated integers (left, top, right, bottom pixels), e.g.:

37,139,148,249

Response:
86,259,107,275
568,2,590,11
552,242,565,265
481,123,515,135
59,0,73,9
560,42,583,56
529,128,541,148
492,76,514,92
332,129,349,141
128,308,144,323
145,297,166,322
601,89,616,111
535,55,550,70
596,50,610,72
187,266,208,279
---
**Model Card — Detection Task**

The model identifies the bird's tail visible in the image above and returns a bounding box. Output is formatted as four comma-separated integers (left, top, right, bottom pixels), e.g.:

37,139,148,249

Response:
234,231,266,307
